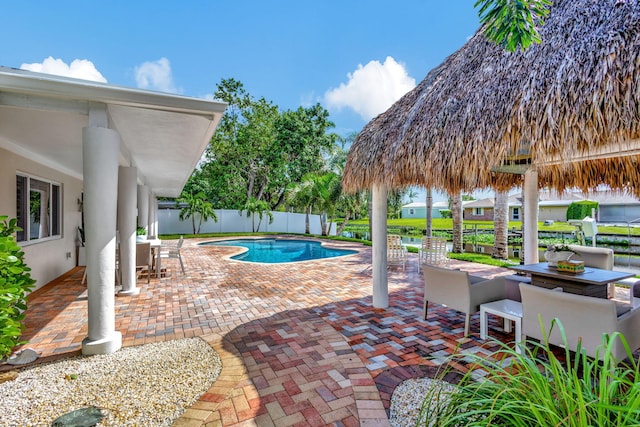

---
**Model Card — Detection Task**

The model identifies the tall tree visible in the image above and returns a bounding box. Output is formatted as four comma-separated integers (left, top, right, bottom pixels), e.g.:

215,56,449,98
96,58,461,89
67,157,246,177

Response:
193,79,338,211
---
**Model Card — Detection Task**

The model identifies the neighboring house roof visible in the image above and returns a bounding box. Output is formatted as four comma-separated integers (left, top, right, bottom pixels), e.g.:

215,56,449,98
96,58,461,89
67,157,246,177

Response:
402,202,427,208
584,190,640,205
463,198,494,209
0,66,227,197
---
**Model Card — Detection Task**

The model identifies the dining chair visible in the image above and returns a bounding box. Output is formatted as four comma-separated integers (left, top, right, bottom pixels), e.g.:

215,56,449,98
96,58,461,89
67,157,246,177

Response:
136,242,152,283
161,236,185,274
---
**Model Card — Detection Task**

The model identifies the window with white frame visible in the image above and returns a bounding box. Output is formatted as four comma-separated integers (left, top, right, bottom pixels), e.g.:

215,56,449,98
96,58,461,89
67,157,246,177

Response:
474,207,484,216
512,207,520,220
409,208,415,215
16,173,62,243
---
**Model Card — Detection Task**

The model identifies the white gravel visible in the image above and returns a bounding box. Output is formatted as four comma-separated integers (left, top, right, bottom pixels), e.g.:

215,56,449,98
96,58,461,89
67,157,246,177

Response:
389,378,457,427
0,338,221,426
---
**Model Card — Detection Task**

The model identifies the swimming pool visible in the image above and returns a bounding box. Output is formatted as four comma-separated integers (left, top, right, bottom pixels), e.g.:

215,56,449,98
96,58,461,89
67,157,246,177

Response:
201,239,357,263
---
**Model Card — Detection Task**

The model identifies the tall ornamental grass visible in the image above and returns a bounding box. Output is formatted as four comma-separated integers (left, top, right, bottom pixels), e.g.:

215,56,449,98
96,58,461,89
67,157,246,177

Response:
419,319,640,426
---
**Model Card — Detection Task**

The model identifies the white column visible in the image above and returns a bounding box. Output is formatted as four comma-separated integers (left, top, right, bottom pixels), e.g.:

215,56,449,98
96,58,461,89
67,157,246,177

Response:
82,126,123,355
137,185,150,231
117,166,140,296
523,168,539,264
148,192,157,237
372,184,388,308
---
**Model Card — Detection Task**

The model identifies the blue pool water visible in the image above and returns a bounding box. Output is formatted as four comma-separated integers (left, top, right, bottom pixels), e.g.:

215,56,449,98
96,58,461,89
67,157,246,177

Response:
201,239,356,263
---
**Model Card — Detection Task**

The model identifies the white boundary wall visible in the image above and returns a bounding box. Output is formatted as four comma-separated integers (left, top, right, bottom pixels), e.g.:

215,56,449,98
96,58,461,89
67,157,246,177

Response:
158,209,336,236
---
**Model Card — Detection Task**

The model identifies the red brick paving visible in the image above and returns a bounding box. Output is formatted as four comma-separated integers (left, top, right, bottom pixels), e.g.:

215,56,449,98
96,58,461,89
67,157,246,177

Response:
5,236,569,425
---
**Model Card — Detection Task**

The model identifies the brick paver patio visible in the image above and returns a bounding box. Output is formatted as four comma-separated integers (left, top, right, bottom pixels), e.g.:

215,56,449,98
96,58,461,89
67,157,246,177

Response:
4,236,608,426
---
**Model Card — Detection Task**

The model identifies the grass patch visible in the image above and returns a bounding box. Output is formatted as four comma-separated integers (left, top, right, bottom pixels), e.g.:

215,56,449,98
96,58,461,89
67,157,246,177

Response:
419,323,640,426
448,252,519,268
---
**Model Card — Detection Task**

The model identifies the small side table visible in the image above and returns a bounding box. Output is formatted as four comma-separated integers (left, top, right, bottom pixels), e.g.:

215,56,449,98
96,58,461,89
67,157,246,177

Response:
480,299,523,354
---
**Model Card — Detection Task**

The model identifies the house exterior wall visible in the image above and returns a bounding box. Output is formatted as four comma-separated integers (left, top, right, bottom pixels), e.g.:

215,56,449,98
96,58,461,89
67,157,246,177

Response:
401,207,426,218
599,204,640,223
400,207,442,219
0,148,83,290
463,207,494,221
538,206,568,222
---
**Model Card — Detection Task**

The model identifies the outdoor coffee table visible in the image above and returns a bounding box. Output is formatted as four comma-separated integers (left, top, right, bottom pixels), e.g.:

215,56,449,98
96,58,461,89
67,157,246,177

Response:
480,299,523,354
510,262,634,299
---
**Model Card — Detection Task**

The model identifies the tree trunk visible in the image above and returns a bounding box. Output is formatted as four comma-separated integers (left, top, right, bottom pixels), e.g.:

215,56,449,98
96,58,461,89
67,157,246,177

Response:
452,193,463,253
320,211,327,236
493,190,509,259
425,188,433,237
336,210,351,237
305,206,311,234
192,216,197,234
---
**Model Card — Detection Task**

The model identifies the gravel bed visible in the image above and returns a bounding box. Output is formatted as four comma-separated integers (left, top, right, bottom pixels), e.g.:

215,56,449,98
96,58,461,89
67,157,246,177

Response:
389,378,457,427
0,338,221,426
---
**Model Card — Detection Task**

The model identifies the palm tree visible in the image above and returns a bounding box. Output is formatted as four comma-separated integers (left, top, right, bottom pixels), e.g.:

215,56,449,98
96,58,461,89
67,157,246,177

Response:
493,190,509,259
451,193,463,253
287,172,339,236
177,192,217,234
287,177,314,234
240,197,273,232
425,188,433,237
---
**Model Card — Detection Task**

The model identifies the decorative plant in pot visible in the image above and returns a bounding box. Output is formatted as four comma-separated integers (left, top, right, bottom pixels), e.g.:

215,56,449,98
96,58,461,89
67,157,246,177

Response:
543,244,579,267
136,227,147,242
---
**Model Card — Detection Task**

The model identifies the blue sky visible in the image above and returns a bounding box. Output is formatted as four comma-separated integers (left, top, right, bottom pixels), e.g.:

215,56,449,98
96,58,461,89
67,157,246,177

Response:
3,1,482,201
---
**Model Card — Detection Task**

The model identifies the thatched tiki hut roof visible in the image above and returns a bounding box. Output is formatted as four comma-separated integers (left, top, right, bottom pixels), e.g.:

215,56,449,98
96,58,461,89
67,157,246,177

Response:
343,0,640,196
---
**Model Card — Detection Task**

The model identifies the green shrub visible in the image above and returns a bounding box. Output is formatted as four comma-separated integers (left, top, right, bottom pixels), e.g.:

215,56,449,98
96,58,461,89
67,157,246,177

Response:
0,215,36,359
419,320,640,426
567,201,599,221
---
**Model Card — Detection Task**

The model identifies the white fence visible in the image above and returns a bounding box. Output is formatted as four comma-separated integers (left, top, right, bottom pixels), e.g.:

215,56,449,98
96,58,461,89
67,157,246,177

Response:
158,209,336,236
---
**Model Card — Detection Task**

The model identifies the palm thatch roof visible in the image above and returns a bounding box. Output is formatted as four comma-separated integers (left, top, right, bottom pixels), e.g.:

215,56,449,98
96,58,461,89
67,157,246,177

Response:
343,0,640,196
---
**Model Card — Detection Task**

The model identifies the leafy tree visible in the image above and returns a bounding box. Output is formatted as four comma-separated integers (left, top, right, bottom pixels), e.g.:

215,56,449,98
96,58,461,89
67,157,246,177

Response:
0,216,35,359
240,197,274,232
177,192,217,234
567,201,599,221
475,0,552,51
270,104,338,209
194,79,338,212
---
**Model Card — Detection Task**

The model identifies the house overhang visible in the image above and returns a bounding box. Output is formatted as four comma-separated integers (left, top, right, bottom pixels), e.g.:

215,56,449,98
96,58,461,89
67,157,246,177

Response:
0,66,227,197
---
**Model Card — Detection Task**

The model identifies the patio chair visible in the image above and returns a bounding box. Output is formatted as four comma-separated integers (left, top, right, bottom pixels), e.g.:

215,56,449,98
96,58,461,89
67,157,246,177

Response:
136,242,152,283
568,244,640,306
161,235,185,275
387,234,408,270
520,282,640,361
423,265,506,336
418,236,449,271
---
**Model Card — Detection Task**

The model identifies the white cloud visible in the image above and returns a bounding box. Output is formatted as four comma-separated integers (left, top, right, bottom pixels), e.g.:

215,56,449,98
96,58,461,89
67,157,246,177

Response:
20,57,107,83
324,56,416,121
134,57,180,94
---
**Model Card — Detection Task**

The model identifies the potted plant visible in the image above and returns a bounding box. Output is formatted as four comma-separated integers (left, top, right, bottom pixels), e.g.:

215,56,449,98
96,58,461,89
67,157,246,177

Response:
136,226,147,242
543,244,579,267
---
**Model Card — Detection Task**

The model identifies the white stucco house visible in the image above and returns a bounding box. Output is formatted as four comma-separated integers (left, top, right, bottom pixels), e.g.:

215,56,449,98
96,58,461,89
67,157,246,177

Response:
0,67,226,355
